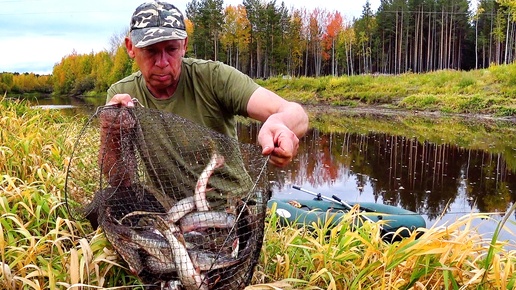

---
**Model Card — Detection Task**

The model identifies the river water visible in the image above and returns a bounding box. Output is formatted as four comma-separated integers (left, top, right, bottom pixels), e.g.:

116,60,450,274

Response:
33,97,516,245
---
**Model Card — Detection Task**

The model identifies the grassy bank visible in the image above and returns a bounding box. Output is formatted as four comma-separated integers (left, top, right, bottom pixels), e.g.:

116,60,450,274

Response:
1,98,516,289
14,63,516,118
257,63,516,117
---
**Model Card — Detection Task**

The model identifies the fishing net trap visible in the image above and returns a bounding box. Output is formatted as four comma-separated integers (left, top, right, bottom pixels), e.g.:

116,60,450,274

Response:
65,104,271,289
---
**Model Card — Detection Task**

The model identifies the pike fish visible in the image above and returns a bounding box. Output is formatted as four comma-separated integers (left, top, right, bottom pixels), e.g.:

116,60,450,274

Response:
144,246,241,273
119,196,196,225
154,216,208,290
194,153,225,212
179,211,236,233
122,225,241,273
120,152,225,224
102,217,147,275
165,196,196,223
120,196,232,230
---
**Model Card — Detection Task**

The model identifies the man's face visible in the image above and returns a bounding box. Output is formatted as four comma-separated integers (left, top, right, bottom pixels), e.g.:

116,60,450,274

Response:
126,38,187,95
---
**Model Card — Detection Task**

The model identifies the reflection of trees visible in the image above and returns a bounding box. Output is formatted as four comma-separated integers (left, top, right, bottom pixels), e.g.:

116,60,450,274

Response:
464,151,516,214
238,122,516,221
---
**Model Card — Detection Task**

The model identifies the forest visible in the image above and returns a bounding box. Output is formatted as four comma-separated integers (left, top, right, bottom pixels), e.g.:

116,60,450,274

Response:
1,0,515,96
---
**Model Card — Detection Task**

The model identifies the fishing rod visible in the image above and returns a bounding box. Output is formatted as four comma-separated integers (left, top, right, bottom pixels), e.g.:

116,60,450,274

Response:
292,185,378,225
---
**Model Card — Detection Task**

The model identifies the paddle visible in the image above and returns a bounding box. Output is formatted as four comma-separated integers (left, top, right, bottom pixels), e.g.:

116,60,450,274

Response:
291,185,379,226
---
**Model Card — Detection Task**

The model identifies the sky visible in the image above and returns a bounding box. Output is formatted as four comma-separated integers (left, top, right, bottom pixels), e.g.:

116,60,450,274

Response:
0,0,381,75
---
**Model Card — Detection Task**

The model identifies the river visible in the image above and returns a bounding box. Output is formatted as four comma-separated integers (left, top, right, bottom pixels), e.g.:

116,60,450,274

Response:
33,96,516,245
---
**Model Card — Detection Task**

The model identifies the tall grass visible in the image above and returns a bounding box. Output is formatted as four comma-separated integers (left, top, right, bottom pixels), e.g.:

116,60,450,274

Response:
254,204,516,289
0,97,140,289
1,97,516,289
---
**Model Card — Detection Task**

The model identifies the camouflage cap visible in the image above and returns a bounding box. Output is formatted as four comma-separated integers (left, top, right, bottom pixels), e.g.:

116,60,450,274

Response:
130,1,187,48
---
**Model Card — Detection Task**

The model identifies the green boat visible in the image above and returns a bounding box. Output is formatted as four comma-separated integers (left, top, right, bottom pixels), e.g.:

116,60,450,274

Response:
267,196,426,240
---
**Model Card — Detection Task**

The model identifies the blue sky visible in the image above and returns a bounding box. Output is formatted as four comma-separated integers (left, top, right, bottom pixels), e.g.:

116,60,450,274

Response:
0,0,379,75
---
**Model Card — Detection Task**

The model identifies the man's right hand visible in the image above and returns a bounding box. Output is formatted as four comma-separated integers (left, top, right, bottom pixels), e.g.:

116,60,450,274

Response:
101,94,136,130
107,93,136,107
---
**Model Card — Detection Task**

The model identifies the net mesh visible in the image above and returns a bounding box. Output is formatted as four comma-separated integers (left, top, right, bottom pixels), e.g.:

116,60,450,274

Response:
65,105,270,289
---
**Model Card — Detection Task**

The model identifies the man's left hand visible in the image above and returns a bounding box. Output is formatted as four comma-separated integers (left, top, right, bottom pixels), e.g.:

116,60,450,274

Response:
258,124,299,167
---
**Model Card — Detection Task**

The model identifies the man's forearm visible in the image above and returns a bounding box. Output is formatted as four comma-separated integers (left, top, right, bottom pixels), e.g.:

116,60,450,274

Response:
267,102,309,138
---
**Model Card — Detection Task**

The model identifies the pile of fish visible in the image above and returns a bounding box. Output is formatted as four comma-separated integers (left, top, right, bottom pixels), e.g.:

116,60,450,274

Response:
88,153,255,289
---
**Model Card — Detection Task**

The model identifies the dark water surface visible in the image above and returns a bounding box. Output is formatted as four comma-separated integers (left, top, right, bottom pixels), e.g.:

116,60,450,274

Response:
239,108,516,245
33,97,516,244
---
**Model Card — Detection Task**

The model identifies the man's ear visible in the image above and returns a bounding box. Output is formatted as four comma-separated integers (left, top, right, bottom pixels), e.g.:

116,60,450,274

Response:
183,37,188,56
125,37,135,58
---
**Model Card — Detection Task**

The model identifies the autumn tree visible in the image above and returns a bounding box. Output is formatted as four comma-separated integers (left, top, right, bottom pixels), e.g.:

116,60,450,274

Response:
338,21,356,75
91,51,114,93
0,73,14,93
354,0,376,73
52,51,79,95
287,9,306,76
110,45,133,85
307,8,327,77
186,0,225,61
324,11,344,76
185,18,195,54
0,73,52,94
21,0,514,98
220,5,251,71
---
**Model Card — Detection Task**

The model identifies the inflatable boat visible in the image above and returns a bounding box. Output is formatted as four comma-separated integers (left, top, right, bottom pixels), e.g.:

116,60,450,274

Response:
267,186,426,240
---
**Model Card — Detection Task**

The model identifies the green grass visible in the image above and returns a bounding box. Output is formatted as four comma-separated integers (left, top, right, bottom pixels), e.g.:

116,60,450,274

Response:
257,64,516,116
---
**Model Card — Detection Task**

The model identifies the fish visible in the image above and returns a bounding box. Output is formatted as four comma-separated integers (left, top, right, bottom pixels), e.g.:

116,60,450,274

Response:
106,230,144,275
122,226,241,273
119,196,197,225
154,216,208,290
194,153,225,212
120,152,225,224
179,211,236,233
101,210,146,275
166,196,196,223
144,247,242,273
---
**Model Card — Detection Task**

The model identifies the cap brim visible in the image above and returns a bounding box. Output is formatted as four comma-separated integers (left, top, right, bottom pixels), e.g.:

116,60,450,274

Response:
131,27,187,48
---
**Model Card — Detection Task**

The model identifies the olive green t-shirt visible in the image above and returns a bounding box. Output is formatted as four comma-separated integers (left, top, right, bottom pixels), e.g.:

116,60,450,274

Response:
105,58,261,207
107,58,260,138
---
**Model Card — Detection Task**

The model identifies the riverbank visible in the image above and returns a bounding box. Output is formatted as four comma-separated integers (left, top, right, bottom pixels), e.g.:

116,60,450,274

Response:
7,63,516,119
257,63,516,118
303,103,516,123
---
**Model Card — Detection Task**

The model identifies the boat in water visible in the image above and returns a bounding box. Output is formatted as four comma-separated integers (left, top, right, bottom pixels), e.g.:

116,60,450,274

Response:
267,196,426,241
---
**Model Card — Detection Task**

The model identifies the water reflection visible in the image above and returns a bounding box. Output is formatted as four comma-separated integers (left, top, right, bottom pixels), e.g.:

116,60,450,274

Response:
238,114,516,243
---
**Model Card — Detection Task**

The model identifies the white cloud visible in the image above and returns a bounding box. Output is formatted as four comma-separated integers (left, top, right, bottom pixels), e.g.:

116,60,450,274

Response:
1,34,110,74
0,0,378,74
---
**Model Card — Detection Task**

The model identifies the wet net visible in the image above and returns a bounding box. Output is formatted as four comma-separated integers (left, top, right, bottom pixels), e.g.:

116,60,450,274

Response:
65,105,271,289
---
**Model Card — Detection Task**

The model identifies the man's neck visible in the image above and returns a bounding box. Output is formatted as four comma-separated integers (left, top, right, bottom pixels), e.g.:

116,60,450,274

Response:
148,83,178,100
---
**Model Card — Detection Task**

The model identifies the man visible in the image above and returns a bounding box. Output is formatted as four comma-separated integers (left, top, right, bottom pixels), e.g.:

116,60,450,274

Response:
103,0,308,171
93,2,308,287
